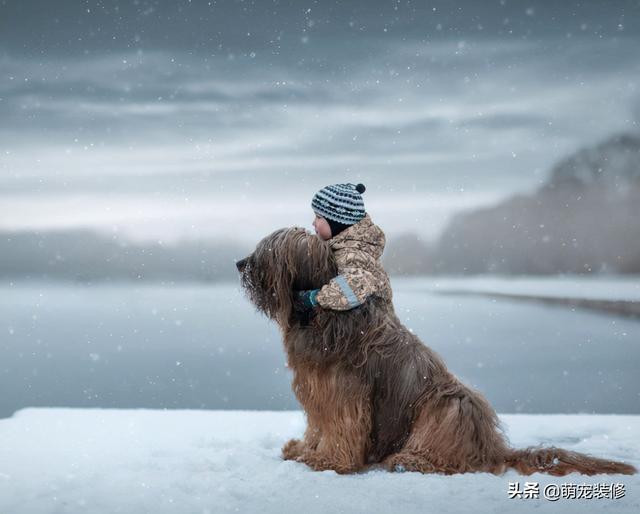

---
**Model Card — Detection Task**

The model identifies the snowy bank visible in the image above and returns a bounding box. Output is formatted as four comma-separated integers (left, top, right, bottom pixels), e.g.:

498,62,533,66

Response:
391,275,640,302
0,409,638,514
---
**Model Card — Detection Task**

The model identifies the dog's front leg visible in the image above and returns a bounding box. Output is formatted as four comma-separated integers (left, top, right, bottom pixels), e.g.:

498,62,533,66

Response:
295,400,371,474
282,423,321,460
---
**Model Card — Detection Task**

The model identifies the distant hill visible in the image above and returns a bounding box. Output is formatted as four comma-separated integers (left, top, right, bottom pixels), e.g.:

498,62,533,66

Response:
382,232,436,275
428,133,640,275
0,229,251,282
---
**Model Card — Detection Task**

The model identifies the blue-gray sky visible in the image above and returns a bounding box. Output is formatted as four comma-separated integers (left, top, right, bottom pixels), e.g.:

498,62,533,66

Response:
1,0,639,244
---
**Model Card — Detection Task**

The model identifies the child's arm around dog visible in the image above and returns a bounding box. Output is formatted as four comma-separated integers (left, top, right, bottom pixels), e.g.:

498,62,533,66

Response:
295,183,393,313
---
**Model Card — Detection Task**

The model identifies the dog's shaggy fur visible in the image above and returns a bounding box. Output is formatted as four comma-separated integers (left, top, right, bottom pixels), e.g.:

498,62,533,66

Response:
236,227,637,476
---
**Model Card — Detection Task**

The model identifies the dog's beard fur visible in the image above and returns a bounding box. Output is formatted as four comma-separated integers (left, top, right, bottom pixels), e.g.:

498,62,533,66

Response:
237,227,638,476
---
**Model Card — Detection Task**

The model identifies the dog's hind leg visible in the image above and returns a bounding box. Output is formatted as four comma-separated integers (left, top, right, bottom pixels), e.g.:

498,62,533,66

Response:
382,384,512,475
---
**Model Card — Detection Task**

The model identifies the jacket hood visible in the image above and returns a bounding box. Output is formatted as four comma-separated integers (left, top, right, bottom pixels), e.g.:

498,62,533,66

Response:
328,213,386,259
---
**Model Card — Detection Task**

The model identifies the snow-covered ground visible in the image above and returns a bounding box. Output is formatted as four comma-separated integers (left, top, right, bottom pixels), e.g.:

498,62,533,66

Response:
0,409,637,514
391,275,640,301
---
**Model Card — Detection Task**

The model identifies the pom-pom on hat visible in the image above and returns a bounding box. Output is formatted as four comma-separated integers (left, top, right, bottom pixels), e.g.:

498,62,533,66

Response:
311,183,366,227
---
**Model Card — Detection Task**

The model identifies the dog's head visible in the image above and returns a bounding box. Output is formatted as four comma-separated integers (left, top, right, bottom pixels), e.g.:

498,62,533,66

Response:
236,227,337,328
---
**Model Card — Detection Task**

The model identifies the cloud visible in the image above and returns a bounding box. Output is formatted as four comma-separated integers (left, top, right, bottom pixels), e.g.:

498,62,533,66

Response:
1,34,639,243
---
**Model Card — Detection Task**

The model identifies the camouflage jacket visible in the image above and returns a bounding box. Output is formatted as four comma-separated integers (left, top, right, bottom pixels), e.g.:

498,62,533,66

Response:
315,213,393,311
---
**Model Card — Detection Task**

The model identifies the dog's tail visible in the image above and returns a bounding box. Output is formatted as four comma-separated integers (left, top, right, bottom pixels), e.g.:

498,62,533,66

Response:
504,446,636,476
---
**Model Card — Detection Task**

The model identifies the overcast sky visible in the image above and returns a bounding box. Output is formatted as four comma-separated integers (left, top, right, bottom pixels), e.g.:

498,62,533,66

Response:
1,0,639,244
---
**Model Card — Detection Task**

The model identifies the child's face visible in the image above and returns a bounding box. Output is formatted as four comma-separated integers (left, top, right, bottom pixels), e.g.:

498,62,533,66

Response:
312,213,332,241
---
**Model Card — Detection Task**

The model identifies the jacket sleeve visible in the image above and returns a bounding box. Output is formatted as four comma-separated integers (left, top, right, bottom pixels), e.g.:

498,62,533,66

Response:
314,267,379,311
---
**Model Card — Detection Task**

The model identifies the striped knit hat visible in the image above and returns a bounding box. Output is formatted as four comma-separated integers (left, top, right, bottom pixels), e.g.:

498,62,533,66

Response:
311,183,366,227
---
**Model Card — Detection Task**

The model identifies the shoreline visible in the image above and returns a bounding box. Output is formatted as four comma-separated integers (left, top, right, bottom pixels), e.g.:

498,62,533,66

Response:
433,290,640,320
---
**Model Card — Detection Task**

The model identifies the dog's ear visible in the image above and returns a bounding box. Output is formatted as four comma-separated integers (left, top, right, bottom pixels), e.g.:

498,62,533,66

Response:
287,232,335,290
240,227,336,330
259,227,308,329
283,229,312,290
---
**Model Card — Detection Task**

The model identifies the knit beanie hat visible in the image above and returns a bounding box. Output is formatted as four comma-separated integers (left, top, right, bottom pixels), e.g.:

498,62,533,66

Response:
312,183,366,237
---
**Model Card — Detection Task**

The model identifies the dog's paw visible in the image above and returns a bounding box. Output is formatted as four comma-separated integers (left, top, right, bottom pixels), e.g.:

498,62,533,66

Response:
282,438,303,460
383,454,410,473
384,452,441,474
296,452,360,474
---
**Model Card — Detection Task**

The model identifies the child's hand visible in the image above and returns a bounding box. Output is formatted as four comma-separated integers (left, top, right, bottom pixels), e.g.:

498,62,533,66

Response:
293,289,320,313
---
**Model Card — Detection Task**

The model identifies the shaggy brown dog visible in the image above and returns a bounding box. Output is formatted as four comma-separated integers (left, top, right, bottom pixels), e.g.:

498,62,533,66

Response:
236,227,636,476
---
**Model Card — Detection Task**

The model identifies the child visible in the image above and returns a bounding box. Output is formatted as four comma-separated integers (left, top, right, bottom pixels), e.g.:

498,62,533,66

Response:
294,182,393,313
